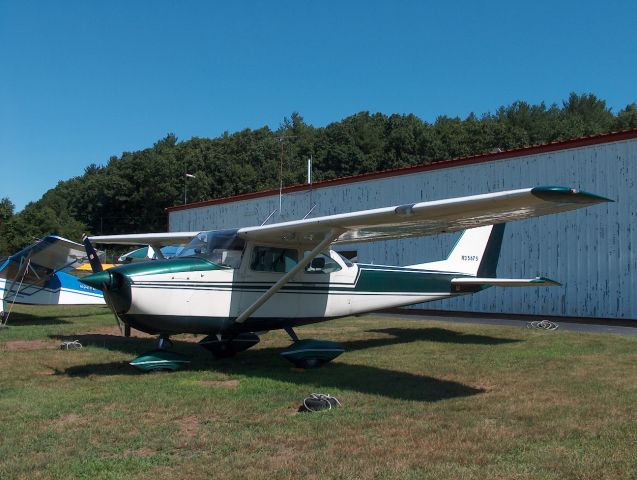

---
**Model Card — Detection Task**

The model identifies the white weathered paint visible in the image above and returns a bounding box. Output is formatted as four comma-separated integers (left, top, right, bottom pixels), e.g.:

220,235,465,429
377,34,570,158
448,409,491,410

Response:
169,138,637,319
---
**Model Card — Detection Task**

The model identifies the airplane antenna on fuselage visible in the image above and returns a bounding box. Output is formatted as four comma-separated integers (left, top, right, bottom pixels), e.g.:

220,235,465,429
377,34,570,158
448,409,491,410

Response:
260,209,278,226
303,203,317,219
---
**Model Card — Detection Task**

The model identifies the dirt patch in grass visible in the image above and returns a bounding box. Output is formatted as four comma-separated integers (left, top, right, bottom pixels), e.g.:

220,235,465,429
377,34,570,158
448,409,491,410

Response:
125,447,157,457
80,326,204,344
52,413,88,432
3,339,55,351
83,325,154,338
35,367,57,376
178,415,201,440
198,379,240,388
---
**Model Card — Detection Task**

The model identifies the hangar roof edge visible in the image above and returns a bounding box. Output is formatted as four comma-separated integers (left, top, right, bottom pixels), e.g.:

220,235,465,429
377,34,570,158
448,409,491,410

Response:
166,128,637,213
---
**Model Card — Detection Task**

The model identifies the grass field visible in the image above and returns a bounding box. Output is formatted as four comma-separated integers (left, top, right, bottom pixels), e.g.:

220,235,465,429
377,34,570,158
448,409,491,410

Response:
1,305,636,480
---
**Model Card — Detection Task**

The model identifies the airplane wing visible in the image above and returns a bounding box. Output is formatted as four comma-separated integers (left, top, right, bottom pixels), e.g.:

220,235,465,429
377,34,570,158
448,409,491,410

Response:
1,235,92,274
1,235,105,316
237,186,611,245
85,186,610,249
88,232,199,247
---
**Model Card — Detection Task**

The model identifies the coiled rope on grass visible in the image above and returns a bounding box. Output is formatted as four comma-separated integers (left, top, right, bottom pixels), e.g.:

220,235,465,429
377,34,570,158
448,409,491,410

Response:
59,340,83,350
526,319,559,331
301,393,342,412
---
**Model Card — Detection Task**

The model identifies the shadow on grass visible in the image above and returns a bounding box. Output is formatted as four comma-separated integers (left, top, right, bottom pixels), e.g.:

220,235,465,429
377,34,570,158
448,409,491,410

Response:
53,333,485,402
343,327,520,350
2,312,72,326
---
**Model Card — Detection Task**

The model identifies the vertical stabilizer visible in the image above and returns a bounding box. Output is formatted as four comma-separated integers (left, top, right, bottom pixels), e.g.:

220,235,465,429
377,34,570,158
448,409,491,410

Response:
408,224,506,276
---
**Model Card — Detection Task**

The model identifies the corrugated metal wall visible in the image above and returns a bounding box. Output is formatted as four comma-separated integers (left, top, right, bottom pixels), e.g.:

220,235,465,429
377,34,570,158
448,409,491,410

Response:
169,138,637,319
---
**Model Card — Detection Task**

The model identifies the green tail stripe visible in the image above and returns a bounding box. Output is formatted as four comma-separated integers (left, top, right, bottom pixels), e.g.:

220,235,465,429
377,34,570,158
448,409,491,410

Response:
476,223,505,277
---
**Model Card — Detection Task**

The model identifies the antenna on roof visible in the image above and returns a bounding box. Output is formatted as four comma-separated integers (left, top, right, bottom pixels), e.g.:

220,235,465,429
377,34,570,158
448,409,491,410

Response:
276,134,297,218
278,137,284,216
303,154,318,220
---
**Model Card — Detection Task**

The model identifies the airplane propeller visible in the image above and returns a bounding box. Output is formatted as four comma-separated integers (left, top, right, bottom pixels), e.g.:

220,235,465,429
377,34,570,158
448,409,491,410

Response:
82,235,131,337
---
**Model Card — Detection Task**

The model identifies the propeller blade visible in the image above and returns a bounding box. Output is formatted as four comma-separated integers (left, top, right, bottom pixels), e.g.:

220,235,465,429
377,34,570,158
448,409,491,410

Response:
82,234,103,273
81,234,129,336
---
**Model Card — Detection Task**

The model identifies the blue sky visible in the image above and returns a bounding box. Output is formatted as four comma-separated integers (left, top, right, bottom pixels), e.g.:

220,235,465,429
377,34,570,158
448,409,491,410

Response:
1,0,636,211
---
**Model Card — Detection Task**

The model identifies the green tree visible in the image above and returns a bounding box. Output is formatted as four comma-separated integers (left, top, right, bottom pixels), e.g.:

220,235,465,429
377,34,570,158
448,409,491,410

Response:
0,197,13,225
0,197,15,257
614,103,637,130
4,94,632,244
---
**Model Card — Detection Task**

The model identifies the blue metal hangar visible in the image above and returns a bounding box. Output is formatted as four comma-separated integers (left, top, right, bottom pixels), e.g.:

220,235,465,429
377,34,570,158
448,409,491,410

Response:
167,129,637,320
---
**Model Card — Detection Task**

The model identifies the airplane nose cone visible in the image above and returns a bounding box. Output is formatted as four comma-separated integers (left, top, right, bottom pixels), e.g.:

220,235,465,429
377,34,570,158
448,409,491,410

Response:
80,271,113,290
81,270,132,314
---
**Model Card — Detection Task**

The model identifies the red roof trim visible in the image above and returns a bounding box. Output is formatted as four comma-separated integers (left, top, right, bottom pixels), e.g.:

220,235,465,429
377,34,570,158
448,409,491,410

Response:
166,128,637,213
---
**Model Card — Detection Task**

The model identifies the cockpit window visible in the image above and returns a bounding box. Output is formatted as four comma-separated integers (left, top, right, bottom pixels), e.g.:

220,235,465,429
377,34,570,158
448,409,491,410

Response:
176,229,245,268
303,251,342,273
250,246,298,273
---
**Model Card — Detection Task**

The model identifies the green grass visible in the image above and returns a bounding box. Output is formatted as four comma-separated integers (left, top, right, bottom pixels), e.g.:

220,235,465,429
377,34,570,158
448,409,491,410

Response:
1,305,636,480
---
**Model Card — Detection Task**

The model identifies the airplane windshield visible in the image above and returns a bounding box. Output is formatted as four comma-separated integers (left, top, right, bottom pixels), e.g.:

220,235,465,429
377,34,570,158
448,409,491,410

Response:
176,229,245,269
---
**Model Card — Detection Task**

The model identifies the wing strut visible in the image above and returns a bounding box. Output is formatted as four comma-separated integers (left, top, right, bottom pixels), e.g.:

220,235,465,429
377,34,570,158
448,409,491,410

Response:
234,229,341,325
150,244,166,260
1,256,32,327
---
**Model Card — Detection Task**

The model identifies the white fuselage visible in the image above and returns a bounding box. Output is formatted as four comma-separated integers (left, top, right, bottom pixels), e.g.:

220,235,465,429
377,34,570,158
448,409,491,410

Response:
0,275,104,307
124,249,458,324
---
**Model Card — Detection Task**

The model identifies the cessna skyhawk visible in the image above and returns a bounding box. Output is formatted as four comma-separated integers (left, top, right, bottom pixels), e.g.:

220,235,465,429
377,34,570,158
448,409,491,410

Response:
81,186,611,371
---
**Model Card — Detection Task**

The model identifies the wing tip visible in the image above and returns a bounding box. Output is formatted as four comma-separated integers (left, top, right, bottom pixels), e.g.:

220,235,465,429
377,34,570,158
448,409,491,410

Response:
534,276,562,286
531,186,613,204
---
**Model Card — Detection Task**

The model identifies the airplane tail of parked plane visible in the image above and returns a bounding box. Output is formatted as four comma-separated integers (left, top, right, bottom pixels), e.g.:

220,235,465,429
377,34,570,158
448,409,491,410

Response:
408,224,506,276
409,224,560,287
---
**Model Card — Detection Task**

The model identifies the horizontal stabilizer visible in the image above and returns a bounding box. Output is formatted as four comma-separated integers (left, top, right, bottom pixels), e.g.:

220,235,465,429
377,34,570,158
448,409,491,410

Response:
451,277,561,287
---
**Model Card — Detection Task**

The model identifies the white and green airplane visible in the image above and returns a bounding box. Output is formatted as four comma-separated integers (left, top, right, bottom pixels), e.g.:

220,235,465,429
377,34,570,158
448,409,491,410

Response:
81,186,610,371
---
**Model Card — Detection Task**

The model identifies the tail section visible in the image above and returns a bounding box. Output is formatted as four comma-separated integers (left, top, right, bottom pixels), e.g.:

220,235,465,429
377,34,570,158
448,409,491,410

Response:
408,224,506,276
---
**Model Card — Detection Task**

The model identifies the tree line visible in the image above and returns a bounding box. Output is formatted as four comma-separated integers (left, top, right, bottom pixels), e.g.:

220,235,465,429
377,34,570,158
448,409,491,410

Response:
1,93,636,257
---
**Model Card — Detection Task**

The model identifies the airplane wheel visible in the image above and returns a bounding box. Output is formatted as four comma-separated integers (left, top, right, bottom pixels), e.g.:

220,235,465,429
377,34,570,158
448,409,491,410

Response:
280,339,345,369
211,343,237,359
294,357,325,369
199,333,259,358
147,366,174,373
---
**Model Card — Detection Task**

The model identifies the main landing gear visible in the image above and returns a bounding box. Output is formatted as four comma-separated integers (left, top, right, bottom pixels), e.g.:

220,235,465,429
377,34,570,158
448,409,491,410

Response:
129,328,346,372
199,332,260,358
129,334,191,373
199,327,345,368
279,327,345,369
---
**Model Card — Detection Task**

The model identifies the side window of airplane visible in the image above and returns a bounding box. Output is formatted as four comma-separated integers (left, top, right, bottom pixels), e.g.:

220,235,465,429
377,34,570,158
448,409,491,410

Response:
304,252,342,274
250,246,298,273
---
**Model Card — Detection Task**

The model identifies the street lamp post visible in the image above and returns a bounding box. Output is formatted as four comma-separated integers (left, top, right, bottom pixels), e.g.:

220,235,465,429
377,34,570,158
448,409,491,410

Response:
184,172,195,204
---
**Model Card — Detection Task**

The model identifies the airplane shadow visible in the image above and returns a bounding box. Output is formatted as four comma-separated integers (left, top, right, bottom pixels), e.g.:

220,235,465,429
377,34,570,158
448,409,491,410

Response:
2,312,72,326
342,327,520,351
51,331,494,402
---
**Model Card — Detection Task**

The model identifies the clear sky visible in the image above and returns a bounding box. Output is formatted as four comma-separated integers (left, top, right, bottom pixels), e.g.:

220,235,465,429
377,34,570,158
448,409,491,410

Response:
1,0,636,211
